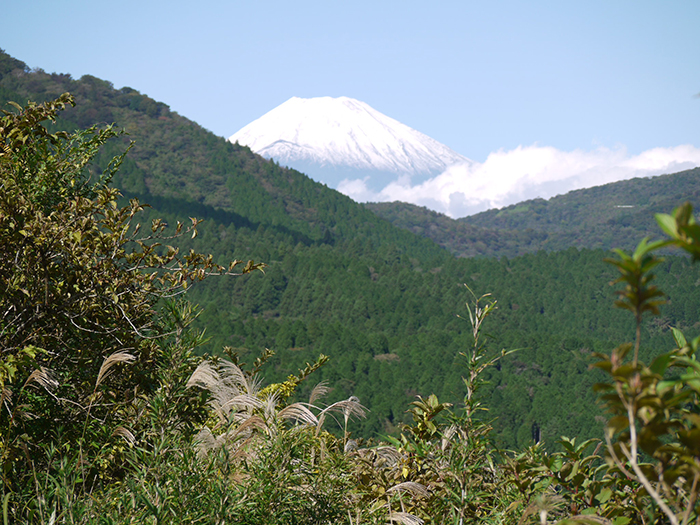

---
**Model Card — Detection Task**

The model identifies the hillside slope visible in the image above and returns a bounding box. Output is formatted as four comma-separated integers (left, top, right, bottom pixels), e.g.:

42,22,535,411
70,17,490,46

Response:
0,51,445,264
3,49,699,448
366,168,700,258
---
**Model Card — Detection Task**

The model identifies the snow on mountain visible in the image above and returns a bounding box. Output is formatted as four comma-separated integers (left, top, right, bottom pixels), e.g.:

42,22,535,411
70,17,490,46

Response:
229,96,470,191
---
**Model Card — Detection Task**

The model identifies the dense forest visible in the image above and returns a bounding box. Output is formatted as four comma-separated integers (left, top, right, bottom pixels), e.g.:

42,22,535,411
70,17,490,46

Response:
366,167,700,258
3,49,700,523
2,49,700,446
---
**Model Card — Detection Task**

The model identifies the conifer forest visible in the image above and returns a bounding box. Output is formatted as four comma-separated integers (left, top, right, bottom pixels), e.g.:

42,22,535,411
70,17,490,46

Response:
2,50,700,523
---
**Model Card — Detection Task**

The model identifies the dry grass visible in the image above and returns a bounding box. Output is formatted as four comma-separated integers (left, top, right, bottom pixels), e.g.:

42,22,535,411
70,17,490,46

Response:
386,482,430,499
95,351,136,389
386,511,425,525
24,366,59,391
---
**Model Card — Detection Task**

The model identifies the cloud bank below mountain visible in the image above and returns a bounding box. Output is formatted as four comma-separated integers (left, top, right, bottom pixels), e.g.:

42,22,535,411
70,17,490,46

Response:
337,144,700,218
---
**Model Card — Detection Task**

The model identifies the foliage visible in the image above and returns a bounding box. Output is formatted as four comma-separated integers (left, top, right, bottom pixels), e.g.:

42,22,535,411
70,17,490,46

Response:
0,95,262,520
4,51,700,523
347,289,515,525
605,237,668,365
367,167,700,258
505,202,700,524
5,50,700,448
78,352,357,524
658,201,700,261
458,287,515,420
591,205,700,524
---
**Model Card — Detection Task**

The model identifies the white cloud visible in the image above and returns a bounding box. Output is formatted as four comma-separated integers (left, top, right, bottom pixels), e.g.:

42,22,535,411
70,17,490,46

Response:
337,144,700,218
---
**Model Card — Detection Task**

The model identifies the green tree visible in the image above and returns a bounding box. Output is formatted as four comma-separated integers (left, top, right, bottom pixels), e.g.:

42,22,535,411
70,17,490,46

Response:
0,94,263,498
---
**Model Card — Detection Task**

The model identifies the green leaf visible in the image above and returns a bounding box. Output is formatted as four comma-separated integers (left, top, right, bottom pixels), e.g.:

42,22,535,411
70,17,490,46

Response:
595,487,612,503
650,353,672,375
607,416,629,435
657,380,678,395
671,327,687,349
632,237,653,260
565,460,580,481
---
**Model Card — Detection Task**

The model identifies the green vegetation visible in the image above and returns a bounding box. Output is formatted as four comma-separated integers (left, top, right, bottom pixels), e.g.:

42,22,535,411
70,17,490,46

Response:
367,168,700,258
3,49,700,451
0,94,263,517
3,50,700,521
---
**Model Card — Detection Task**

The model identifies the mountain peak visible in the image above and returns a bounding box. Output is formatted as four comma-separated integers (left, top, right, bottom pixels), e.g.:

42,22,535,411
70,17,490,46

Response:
229,96,470,190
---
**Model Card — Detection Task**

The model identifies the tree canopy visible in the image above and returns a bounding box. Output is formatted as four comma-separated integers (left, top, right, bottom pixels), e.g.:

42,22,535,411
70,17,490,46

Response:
0,93,263,493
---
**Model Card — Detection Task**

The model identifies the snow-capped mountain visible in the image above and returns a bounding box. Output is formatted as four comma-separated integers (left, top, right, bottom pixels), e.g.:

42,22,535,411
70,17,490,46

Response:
229,96,470,191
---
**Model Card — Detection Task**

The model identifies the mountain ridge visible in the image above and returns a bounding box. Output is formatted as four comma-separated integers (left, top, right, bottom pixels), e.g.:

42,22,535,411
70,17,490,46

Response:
365,167,700,258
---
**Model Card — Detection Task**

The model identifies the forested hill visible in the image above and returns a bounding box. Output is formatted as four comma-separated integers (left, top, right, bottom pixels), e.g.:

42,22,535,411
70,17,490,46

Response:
0,50,445,265
366,168,700,258
3,48,700,450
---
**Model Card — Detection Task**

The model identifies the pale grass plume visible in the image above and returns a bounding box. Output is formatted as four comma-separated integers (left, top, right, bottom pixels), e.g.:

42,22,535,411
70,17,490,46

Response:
186,360,219,391
317,395,367,433
344,439,358,453
23,366,59,392
231,414,269,436
95,351,136,389
194,426,219,457
218,359,260,395
262,392,279,427
441,424,458,451
186,359,253,394
195,415,268,459
194,426,229,458
517,494,565,525
352,445,402,473
1,385,11,409
373,446,402,469
187,360,263,422
228,434,262,462
278,403,319,427
187,361,236,422
187,358,369,466
387,482,430,498
113,426,136,446
308,381,331,405
385,481,429,519
220,393,264,415
387,511,424,525
229,410,258,427
187,359,364,435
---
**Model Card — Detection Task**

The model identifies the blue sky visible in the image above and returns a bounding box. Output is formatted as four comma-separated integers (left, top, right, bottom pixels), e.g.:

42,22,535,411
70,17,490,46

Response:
4,1,700,215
